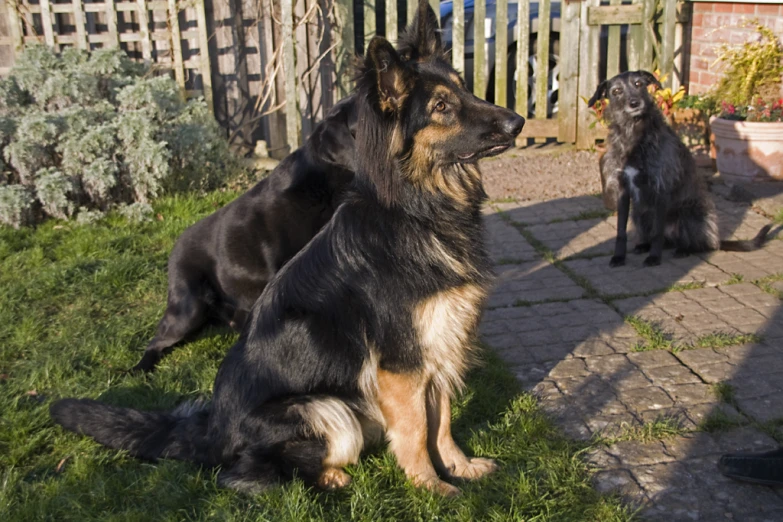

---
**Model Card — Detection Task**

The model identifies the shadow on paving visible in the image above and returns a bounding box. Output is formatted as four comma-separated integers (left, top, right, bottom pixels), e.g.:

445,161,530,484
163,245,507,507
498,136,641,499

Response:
480,177,783,520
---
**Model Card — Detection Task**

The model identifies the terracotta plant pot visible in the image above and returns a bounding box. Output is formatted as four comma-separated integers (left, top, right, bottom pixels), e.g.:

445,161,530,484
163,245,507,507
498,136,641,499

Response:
710,116,783,180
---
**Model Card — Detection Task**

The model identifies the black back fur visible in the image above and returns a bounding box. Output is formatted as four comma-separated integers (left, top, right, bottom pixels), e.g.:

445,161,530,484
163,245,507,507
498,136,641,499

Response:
131,97,357,372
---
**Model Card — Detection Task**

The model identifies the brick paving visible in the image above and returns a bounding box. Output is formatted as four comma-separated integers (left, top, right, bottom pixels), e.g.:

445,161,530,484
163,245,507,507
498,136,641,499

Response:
480,186,783,520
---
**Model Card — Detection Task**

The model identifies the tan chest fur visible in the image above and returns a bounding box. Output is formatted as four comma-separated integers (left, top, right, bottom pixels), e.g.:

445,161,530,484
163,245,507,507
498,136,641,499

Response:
412,283,486,395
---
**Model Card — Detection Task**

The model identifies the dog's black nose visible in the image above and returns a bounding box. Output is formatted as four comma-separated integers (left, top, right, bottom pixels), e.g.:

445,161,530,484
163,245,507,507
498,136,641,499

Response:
502,113,525,137
629,99,640,109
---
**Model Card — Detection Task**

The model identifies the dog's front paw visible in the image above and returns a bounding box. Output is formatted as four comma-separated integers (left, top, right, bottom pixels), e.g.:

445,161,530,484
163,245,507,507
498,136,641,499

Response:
643,255,661,267
448,457,499,480
419,477,462,497
317,468,352,490
633,243,651,254
609,255,626,267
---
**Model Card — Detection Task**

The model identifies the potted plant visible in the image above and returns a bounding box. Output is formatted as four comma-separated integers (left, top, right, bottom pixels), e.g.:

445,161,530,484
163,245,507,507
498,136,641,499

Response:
708,21,783,181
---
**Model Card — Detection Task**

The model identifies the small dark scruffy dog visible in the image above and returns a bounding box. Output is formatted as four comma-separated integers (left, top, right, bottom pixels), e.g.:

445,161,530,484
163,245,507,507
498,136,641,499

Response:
131,95,357,372
589,70,771,268
50,1,524,497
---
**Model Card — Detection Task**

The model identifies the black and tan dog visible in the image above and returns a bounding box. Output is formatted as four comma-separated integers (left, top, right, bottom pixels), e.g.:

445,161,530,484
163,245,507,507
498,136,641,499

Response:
131,96,357,372
589,70,771,267
50,1,524,496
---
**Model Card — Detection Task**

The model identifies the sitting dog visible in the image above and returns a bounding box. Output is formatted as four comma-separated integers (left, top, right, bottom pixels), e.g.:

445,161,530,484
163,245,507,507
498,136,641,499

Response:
50,1,524,496
131,96,357,372
589,70,771,267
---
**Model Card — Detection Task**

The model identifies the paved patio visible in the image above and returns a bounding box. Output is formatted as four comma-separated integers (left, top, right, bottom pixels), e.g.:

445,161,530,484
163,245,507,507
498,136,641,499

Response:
479,181,783,521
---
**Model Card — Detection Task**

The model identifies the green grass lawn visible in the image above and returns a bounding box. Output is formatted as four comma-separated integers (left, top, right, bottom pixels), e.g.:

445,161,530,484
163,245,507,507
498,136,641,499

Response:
0,191,634,521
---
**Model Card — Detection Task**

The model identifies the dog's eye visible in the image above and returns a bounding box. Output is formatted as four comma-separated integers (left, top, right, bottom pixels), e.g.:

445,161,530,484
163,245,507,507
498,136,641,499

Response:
612,88,621,96
434,101,447,112
634,80,642,87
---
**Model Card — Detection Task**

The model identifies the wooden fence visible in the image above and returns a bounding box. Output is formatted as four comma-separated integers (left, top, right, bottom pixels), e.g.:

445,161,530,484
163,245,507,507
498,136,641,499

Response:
0,0,689,154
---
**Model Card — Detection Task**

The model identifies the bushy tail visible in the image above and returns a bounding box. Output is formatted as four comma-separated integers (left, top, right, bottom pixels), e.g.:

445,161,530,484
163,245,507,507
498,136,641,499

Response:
720,224,773,252
50,398,212,465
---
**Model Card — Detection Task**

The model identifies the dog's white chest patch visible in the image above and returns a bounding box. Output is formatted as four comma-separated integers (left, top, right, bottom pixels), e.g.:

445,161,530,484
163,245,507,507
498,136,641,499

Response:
623,166,641,201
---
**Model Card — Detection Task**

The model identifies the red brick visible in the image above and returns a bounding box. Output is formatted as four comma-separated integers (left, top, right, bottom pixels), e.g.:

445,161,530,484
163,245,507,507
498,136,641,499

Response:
701,71,717,88
714,3,733,13
733,4,755,14
692,13,703,27
693,3,713,14
757,5,782,15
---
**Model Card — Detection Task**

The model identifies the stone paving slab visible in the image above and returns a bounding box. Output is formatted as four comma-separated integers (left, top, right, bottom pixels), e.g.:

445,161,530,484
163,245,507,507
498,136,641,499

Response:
492,195,607,226
526,218,616,259
487,260,585,308
477,189,783,520
564,254,732,297
484,212,540,263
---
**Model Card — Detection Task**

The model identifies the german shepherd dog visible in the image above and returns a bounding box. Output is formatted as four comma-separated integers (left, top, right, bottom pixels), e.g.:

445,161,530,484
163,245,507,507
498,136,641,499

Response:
50,2,525,496
589,70,771,267
131,97,357,372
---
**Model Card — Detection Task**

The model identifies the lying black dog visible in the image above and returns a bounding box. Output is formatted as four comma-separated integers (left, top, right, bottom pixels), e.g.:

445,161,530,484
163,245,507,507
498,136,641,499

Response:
132,97,357,372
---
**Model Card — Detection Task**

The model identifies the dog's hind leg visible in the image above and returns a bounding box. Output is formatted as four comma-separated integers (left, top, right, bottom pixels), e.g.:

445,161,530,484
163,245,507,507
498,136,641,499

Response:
426,383,498,480
377,370,460,496
610,191,631,267
131,281,208,372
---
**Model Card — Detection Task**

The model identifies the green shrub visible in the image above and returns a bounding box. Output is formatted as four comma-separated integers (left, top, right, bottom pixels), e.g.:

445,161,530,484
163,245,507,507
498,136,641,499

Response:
0,45,241,228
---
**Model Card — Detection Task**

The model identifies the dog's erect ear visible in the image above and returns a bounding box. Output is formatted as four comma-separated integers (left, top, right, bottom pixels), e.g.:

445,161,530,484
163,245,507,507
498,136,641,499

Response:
367,37,411,113
588,80,609,107
637,70,662,90
399,0,443,61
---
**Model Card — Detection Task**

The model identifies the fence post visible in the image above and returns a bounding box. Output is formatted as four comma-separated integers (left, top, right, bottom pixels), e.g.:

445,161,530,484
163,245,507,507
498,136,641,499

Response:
106,0,119,47
494,0,507,107
195,0,215,114
534,0,551,124
386,0,398,42
364,0,376,52
6,1,24,52
452,0,464,74
473,0,486,98
558,0,580,144
334,0,354,100
137,0,153,63
660,0,677,88
514,0,529,118
640,0,655,71
576,0,600,149
168,0,186,90
39,0,56,48
72,0,88,50
281,0,299,149
606,0,621,79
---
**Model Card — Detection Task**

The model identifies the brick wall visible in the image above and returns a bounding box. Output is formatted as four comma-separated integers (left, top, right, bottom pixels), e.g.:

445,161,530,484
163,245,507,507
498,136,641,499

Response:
686,1,783,95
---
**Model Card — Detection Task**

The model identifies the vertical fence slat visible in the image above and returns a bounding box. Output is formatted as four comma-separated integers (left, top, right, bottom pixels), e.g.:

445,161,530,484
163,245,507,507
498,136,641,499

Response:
168,0,185,89
335,0,354,99
660,0,677,88
473,0,486,98
72,0,88,50
628,0,641,70
534,0,550,123
195,0,214,113
577,0,600,149
452,0,464,74
281,0,298,149
137,0,152,62
514,0,529,117
429,0,438,23
364,0,376,52
494,0,507,107
6,0,23,51
39,0,56,48
558,0,580,143
105,0,119,47
606,0,621,79
640,0,655,71
407,0,416,24
386,0,397,42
